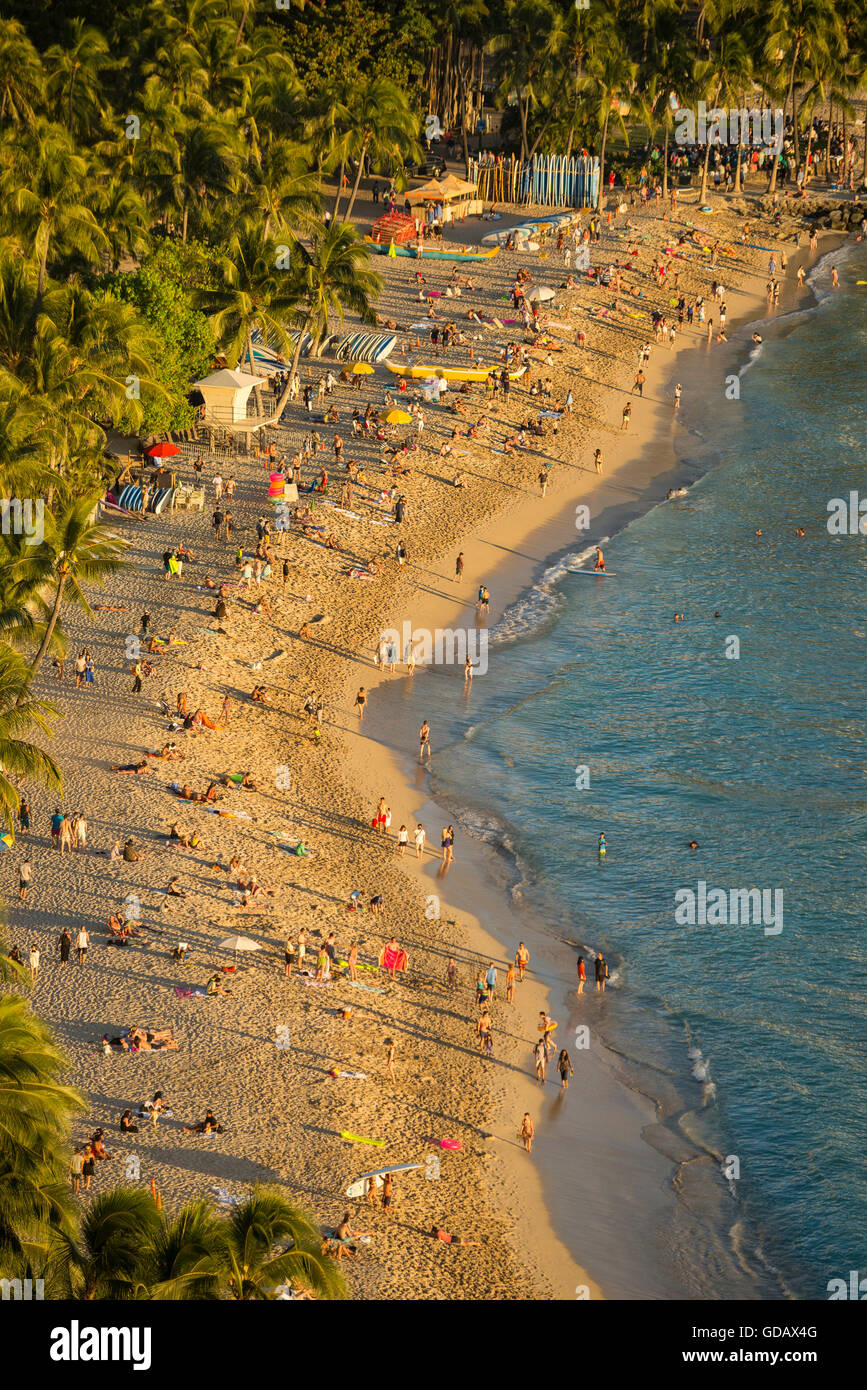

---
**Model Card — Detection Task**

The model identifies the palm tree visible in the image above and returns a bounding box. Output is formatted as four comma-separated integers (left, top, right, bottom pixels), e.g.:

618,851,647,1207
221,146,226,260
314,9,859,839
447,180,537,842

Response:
0,18,44,125
2,119,108,307
146,1199,224,1300
763,0,842,186
280,222,381,388
490,0,558,161
0,994,83,1281
239,141,320,242
694,30,753,204
335,78,420,224
196,222,304,412
157,118,242,243
585,41,637,212
219,1187,347,1300
66,1188,164,1300
43,19,110,136
0,648,63,831
23,494,128,684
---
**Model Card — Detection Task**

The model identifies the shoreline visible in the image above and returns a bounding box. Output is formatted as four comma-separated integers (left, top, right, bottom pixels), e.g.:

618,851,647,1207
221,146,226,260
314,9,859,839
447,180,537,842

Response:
336,222,841,1296
1,193,844,1300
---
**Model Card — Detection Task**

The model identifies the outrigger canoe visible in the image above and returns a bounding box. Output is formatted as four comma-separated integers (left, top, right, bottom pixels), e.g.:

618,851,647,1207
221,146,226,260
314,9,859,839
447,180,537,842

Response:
385,361,526,382
365,238,499,263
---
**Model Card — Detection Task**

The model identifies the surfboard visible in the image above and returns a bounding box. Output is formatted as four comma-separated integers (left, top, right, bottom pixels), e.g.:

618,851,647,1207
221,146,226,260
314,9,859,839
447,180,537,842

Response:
346,1163,422,1199
341,1131,385,1146
571,568,616,576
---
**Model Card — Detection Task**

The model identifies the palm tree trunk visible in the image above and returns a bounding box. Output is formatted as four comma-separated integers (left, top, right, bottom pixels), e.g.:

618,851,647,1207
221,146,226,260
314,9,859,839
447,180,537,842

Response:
825,102,833,180
182,203,189,243
331,164,345,220
28,575,67,683
528,107,556,159
699,81,722,203
734,94,744,193
518,97,530,162
662,124,669,198
862,100,867,184
785,44,801,170
344,137,371,223
247,327,264,415
286,311,315,385
597,107,610,212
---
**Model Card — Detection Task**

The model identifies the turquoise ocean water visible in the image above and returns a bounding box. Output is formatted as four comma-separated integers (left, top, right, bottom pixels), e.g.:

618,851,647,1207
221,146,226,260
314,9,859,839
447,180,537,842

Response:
395,245,867,1298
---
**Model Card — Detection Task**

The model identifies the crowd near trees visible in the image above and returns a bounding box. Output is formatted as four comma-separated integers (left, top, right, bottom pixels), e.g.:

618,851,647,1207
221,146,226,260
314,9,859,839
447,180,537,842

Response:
0,0,863,1299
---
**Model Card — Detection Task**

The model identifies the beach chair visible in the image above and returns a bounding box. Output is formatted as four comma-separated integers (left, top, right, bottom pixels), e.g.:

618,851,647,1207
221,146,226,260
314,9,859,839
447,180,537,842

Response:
188,487,205,512
172,484,192,511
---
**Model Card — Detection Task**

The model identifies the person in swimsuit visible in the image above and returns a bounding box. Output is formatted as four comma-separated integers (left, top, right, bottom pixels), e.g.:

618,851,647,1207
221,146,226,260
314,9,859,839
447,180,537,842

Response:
576,955,586,994
595,953,609,993
594,546,605,572
557,1049,574,1091
419,720,431,761
521,1113,535,1153
516,942,529,981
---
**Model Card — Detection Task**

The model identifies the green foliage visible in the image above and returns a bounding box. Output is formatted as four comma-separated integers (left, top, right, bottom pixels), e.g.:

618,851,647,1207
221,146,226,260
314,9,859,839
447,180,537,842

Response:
281,0,436,99
102,241,215,435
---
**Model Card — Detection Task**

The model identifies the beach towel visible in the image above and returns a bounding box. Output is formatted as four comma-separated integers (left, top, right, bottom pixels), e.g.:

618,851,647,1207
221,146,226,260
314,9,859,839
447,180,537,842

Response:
328,1069,367,1079
346,980,386,995
378,945,408,973
212,1186,244,1206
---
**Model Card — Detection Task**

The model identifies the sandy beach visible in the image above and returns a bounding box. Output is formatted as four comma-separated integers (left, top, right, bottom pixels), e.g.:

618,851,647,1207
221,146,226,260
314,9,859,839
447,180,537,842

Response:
1,186,832,1298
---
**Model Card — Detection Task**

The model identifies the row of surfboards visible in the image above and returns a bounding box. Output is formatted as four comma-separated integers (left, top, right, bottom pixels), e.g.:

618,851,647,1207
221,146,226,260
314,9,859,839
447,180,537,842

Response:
111,484,176,514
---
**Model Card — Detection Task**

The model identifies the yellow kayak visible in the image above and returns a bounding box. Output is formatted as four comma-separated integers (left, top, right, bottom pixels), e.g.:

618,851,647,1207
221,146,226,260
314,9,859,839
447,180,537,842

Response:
385,361,525,382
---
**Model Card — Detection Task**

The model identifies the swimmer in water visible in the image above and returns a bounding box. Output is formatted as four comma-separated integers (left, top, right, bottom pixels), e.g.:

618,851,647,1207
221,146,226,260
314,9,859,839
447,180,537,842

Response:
755,529,763,537
598,832,607,857
751,332,762,344
688,840,699,850
594,546,605,572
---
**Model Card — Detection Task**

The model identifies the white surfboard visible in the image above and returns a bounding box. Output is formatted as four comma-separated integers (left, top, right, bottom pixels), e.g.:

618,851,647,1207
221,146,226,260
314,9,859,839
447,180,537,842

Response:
570,568,616,576
346,1162,423,1199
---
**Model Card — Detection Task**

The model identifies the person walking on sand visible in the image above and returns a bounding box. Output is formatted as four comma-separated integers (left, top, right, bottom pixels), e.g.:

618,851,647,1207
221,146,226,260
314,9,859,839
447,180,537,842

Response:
577,955,586,994
29,942,40,984
455,552,464,582
534,1039,547,1085
348,941,359,981
414,822,426,859
385,1037,396,1083
674,383,682,412
355,687,367,721
75,926,90,966
381,1171,394,1217
521,1113,534,1153
594,448,603,475
59,927,72,965
558,1049,574,1091
516,941,530,981
621,402,632,431
69,1148,84,1196
419,719,431,761
485,961,497,999
506,962,516,1004
446,957,457,989
18,857,32,902
595,952,609,993
284,936,296,978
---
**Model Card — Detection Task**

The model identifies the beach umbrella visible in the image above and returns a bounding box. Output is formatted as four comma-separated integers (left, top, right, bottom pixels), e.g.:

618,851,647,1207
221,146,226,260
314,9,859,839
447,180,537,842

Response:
0,832,13,850
384,409,413,424
526,286,555,302
148,442,181,458
351,362,375,374
217,935,262,963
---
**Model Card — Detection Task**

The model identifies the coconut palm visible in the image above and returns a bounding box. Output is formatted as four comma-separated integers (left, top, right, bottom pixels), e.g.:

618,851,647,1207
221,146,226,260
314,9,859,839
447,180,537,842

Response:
155,117,242,242
279,222,380,390
490,0,558,161
219,1187,347,1300
336,77,420,224
585,42,638,211
65,1188,164,1300
0,649,63,830
22,495,128,684
196,222,304,412
694,30,753,203
145,1199,224,1301
1,119,107,306
0,994,83,1279
0,18,44,125
43,19,110,136
239,141,320,242
764,0,842,173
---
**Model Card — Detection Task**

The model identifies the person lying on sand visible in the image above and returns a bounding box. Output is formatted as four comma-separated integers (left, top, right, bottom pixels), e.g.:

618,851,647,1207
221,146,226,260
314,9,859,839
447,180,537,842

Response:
164,878,186,899
146,742,184,760
111,759,152,775
503,430,528,453
430,1226,480,1246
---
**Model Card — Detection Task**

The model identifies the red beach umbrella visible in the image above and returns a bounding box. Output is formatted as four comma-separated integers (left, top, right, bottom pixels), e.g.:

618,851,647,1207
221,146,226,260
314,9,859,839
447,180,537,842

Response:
147,442,181,458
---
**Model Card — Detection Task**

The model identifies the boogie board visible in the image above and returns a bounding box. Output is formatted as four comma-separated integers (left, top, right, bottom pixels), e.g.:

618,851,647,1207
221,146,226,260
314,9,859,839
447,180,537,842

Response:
346,1163,422,1199
341,1131,385,1146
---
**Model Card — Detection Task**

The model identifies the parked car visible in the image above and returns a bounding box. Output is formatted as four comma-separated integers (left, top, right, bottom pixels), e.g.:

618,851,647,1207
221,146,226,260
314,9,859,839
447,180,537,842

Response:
406,152,447,178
